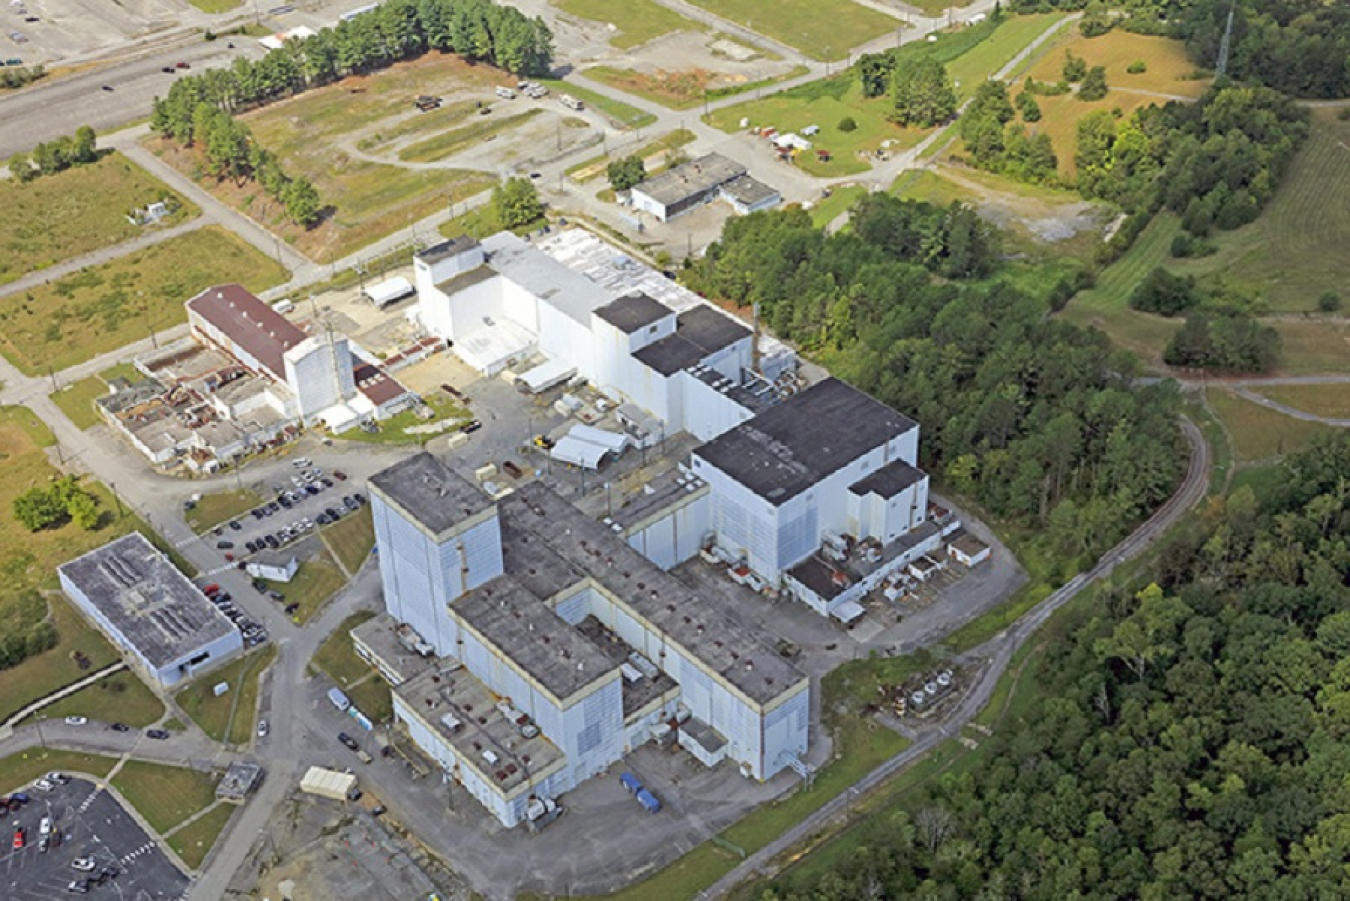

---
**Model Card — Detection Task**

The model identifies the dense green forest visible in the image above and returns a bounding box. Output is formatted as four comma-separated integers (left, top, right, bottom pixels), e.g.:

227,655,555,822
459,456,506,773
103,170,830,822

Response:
687,197,1183,563
761,435,1350,900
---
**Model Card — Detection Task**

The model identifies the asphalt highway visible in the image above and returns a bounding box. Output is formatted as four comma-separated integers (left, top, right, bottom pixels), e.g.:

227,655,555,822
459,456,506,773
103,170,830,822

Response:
0,37,263,160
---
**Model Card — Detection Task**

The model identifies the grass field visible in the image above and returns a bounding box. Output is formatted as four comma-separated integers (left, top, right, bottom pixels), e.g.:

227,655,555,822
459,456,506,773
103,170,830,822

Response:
947,13,1069,100
168,802,235,869
538,78,657,129
708,76,933,176
175,645,276,745
111,760,218,835
0,749,118,794
185,0,241,11
398,109,544,163
0,153,195,286
1206,389,1339,462
0,226,288,376
355,100,478,153
437,203,544,241
0,591,119,724
271,551,346,623
310,610,392,723
186,489,263,534
556,0,702,48
684,0,898,61
30,670,165,728
50,376,111,430
220,53,507,261
584,64,809,111
1256,384,1350,420
322,506,375,574
100,362,141,384
808,184,868,228
1024,29,1209,100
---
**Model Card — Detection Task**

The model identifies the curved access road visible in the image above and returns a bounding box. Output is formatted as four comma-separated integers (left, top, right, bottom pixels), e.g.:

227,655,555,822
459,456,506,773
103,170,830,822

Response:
704,418,1210,899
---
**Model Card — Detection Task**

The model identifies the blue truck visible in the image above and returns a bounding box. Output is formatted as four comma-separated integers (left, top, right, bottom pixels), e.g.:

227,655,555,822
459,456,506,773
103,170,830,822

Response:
635,788,661,814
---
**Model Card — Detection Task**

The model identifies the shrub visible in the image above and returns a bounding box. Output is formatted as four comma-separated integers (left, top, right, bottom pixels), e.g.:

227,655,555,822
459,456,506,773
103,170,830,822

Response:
838,116,857,132
1128,266,1200,316
1127,60,1148,74
1078,66,1109,101
1319,292,1343,312
1063,51,1088,83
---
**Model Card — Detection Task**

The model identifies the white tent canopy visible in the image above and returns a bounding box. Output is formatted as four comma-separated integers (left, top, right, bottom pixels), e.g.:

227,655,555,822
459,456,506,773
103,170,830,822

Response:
568,424,630,454
551,435,609,469
829,599,866,624
517,358,577,393
363,276,415,309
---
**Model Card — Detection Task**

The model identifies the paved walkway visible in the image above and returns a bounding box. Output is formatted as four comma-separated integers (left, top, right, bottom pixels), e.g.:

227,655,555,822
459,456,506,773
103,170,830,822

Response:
0,218,207,300
0,661,127,733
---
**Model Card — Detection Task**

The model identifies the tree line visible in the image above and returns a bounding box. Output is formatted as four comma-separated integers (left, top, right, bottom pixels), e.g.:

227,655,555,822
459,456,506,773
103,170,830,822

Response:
687,198,1183,561
151,100,321,226
761,434,1350,901
8,126,98,184
154,0,551,120
0,64,44,91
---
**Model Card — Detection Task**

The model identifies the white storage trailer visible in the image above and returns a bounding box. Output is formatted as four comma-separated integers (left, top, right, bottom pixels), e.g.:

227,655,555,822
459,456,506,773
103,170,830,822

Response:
363,276,415,309
300,767,360,801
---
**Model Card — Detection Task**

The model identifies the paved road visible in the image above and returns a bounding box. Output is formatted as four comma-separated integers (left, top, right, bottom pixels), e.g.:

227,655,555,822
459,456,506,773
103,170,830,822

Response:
704,419,1211,899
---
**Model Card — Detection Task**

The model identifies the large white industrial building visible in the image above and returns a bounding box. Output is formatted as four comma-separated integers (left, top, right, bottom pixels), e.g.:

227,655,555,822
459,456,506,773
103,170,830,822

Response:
57,532,242,689
412,229,947,622
369,453,810,828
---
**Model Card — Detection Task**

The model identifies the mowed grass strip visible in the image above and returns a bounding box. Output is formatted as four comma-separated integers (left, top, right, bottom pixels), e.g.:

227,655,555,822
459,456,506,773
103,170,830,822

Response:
0,226,288,376
1256,384,1350,421
271,550,346,623
399,108,543,162
30,670,165,728
1206,389,1340,463
684,0,898,61
567,128,696,181
947,13,1069,99
175,645,276,745
311,611,378,689
168,802,235,869
322,506,375,574
0,749,119,794
538,78,657,129
50,376,112,430
0,153,196,286
555,0,702,48
111,760,219,835
186,489,264,534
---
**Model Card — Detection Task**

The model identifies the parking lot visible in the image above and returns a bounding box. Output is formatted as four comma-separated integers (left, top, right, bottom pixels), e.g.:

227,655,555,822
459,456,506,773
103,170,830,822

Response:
2,776,188,900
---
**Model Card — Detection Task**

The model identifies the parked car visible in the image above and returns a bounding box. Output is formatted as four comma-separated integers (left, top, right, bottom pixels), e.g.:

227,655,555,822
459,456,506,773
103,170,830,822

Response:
66,879,89,894
216,540,234,549
72,858,96,872
45,772,67,786
354,492,366,505
333,470,348,481
175,61,190,69
344,496,359,511
13,826,25,849
146,729,170,740
109,723,129,732
228,520,242,531
34,778,54,791
338,732,360,751
64,716,87,726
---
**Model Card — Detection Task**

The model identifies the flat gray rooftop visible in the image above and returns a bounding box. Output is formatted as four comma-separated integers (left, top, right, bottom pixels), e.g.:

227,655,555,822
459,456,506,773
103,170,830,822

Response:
350,612,436,686
454,578,618,702
369,452,492,536
633,153,747,206
676,305,750,355
396,662,566,796
417,235,480,265
850,458,926,499
58,532,236,668
632,334,704,377
721,174,780,206
594,292,672,334
695,377,918,505
500,483,807,705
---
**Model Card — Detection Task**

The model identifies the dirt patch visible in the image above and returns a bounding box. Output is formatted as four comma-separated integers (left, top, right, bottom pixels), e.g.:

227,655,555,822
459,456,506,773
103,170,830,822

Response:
938,166,1107,245
619,30,796,84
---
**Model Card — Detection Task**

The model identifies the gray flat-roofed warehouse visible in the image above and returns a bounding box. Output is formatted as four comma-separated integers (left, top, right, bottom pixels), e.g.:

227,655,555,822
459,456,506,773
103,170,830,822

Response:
695,377,918,503
58,532,242,689
629,153,780,222
369,452,494,538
